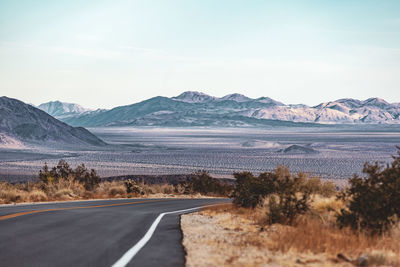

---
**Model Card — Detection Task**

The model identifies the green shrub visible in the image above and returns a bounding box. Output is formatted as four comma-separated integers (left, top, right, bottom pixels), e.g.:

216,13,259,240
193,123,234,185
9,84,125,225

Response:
266,167,311,224
267,193,310,225
232,166,311,224
337,147,400,234
178,170,233,197
232,171,267,208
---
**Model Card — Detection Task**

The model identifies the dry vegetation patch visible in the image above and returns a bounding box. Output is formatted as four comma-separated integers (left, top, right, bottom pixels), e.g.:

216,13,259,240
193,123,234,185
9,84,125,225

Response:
182,202,400,266
0,180,215,204
0,161,231,204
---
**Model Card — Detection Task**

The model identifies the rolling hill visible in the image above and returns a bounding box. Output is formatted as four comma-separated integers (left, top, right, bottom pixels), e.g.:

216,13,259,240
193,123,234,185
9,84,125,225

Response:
0,96,106,148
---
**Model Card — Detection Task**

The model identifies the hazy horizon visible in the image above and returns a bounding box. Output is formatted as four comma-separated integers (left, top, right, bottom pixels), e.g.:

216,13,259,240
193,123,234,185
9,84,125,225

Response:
1,0,400,109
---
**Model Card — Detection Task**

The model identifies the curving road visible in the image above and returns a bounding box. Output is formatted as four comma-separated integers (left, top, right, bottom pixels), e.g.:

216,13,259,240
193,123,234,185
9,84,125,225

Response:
0,198,229,267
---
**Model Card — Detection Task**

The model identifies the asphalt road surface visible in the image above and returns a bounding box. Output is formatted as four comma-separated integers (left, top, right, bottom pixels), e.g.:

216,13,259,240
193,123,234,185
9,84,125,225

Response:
0,198,229,267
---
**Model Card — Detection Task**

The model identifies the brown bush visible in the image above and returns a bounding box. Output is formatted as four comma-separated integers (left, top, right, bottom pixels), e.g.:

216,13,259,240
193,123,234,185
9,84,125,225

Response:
0,188,28,203
28,190,48,202
53,189,74,200
45,177,84,199
0,182,29,203
109,185,126,197
302,177,336,197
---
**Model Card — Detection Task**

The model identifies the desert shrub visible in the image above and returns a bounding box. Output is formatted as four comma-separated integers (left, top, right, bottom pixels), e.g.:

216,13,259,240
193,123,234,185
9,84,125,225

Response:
179,170,233,196
0,187,28,203
0,191,21,203
73,164,101,191
337,147,400,234
0,182,29,203
320,180,337,197
233,167,310,207
44,176,85,198
233,166,311,224
266,167,311,224
124,179,141,195
109,185,126,197
39,160,72,183
95,181,121,197
232,171,267,207
142,183,175,195
160,184,174,194
312,195,344,214
267,193,309,225
39,160,100,191
28,190,47,202
53,189,74,200
302,177,336,197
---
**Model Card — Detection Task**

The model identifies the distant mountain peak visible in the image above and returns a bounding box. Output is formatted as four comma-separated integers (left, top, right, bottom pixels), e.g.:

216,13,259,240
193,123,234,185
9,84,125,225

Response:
220,93,252,102
172,91,215,103
38,101,92,119
364,97,389,107
327,97,391,109
256,96,285,106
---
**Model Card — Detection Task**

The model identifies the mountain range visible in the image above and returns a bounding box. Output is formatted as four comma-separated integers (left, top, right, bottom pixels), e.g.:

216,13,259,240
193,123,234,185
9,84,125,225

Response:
0,97,106,148
38,101,92,119
37,92,400,127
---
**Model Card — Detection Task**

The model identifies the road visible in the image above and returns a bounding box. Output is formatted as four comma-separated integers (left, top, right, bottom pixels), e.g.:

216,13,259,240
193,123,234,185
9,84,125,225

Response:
0,198,229,267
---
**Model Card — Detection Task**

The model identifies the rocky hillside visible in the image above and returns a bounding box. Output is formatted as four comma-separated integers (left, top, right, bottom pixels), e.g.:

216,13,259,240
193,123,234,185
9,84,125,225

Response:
0,97,106,147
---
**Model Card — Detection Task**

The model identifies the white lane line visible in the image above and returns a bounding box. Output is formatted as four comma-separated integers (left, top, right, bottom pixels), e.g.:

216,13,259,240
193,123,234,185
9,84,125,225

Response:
111,205,211,267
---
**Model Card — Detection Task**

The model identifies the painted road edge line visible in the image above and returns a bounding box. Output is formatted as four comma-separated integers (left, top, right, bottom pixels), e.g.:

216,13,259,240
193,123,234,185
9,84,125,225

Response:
111,205,216,267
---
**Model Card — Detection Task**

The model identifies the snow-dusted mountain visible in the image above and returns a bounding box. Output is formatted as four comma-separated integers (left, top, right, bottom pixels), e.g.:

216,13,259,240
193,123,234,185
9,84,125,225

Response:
0,97,106,147
39,92,400,127
252,97,400,124
38,101,92,119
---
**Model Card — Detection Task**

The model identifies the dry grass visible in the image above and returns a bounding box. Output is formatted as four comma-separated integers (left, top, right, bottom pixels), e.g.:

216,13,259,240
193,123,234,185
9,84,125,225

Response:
45,178,85,199
139,182,175,195
109,185,127,197
0,182,28,203
182,196,400,266
302,177,337,197
270,216,400,264
53,189,74,200
95,181,125,197
311,195,344,214
28,190,48,202
182,204,337,267
0,179,215,204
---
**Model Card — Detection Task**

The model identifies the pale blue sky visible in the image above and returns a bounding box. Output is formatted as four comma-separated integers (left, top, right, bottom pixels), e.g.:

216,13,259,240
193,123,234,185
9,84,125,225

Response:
1,0,399,108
